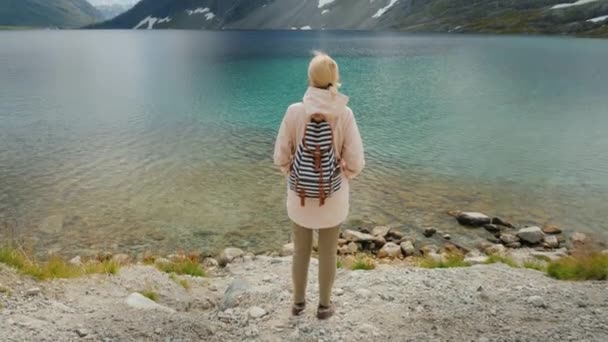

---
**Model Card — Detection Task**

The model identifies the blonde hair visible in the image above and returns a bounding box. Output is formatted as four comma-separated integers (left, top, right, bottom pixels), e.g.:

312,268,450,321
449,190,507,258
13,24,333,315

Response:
308,51,341,94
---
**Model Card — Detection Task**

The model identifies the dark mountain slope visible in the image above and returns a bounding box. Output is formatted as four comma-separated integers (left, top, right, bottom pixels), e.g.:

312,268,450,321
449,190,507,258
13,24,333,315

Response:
0,0,103,28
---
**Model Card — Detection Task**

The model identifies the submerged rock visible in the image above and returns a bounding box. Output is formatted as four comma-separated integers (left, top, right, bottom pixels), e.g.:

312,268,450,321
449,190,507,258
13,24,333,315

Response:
570,232,588,247
378,242,402,259
484,224,501,233
456,212,492,227
517,227,544,245
423,227,437,238
542,224,562,235
491,217,514,228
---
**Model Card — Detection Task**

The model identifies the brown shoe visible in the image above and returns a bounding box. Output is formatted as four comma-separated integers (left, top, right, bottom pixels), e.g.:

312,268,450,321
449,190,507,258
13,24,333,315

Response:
292,302,306,316
316,303,335,320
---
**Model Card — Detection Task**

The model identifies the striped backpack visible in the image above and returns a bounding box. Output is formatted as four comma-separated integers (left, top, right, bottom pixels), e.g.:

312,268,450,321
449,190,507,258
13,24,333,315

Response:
289,114,342,207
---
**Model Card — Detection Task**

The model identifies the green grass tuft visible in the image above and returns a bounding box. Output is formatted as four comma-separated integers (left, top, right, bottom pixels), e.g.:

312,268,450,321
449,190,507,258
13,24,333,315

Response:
350,256,375,271
141,289,159,302
0,247,120,280
420,253,470,269
547,253,608,281
156,259,205,277
485,254,518,268
523,260,546,272
336,259,343,269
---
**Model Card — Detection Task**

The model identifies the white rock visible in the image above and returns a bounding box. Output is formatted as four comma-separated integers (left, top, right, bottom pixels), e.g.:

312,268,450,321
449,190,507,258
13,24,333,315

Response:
544,235,560,248
125,293,175,313
355,288,373,299
517,227,544,244
69,256,82,266
372,226,391,237
343,229,375,242
219,247,245,264
248,306,267,319
25,287,41,297
464,256,488,265
378,242,402,258
334,288,344,296
527,296,546,308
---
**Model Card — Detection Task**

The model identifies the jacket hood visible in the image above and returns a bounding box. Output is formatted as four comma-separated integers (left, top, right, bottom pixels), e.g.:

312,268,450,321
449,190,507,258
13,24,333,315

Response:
302,87,349,120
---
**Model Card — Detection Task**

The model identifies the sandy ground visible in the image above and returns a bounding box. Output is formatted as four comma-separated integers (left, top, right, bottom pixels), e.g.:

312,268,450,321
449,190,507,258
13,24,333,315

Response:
1,256,607,342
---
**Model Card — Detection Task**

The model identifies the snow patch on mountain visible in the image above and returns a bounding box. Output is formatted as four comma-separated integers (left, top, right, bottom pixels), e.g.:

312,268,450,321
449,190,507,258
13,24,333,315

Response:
186,8,209,16
551,0,599,9
372,0,399,18
587,14,608,23
133,16,171,29
322,9,330,15
318,0,336,8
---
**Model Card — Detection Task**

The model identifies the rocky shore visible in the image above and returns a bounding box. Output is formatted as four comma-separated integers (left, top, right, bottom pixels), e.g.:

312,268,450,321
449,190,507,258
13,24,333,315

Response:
1,252,607,341
1,210,608,341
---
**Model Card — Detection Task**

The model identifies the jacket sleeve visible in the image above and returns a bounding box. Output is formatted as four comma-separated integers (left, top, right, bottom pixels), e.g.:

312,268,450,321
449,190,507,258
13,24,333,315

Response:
341,109,365,180
273,108,294,176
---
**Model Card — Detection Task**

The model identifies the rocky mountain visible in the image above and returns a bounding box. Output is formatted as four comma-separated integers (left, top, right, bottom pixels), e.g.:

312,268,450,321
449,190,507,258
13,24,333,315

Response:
0,0,103,28
95,4,133,20
90,0,608,37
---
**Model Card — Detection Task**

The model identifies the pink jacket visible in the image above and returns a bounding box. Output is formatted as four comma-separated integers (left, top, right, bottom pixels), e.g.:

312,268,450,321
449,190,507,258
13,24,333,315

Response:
273,87,365,229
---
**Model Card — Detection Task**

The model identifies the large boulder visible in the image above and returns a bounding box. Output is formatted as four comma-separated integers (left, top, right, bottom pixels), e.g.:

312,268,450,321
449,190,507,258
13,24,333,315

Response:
517,227,544,245
456,212,492,227
378,242,402,259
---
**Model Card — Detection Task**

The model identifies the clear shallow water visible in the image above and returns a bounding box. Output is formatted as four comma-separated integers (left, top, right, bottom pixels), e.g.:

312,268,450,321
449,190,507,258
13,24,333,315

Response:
1,31,607,256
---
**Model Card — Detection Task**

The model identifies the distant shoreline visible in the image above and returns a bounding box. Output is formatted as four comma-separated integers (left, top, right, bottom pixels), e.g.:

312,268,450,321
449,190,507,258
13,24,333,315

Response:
1,26,606,39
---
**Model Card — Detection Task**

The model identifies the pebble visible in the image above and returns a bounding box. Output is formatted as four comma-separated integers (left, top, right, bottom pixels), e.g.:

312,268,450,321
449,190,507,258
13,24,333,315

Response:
248,306,267,319
75,328,89,338
26,287,42,297
154,328,162,335
334,288,344,296
527,296,546,308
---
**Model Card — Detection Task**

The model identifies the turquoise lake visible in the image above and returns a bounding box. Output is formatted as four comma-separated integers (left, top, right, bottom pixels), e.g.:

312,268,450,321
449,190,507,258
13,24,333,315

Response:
1,30,607,256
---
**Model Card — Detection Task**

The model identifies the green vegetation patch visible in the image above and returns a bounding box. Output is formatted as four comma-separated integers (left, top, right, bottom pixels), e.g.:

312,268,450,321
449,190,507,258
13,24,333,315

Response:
420,253,470,269
0,247,120,281
547,252,608,281
156,259,206,277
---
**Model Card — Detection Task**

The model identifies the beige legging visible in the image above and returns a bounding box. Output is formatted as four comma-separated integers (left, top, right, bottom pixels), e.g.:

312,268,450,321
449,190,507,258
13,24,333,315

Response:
292,223,340,307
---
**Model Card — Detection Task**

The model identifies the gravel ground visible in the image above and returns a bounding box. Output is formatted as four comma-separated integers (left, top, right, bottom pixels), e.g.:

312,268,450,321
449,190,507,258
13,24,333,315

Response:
1,256,607,342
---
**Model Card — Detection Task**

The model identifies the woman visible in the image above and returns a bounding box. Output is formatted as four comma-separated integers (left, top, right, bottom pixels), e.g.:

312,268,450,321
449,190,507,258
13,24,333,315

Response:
273,52,365,319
